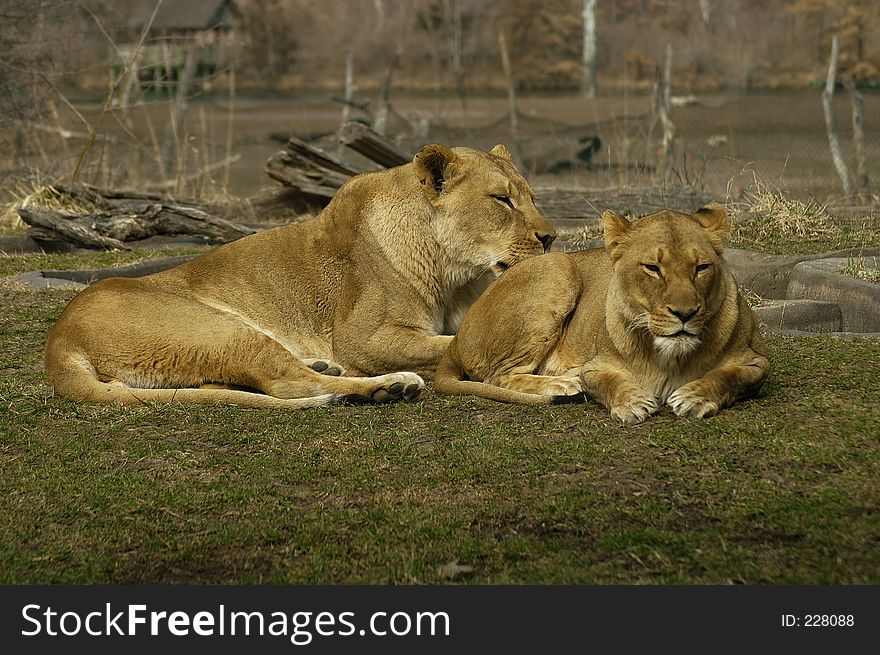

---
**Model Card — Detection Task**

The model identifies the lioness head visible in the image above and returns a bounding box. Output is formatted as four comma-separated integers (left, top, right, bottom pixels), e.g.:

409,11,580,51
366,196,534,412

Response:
602,203,730,358
413,143,556,276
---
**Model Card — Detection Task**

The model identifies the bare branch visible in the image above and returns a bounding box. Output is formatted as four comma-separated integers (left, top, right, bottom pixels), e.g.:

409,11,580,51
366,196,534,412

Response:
71,0,163,184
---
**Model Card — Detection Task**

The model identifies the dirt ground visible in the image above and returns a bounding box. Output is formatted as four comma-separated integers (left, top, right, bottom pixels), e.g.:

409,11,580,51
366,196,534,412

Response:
4,90,877,207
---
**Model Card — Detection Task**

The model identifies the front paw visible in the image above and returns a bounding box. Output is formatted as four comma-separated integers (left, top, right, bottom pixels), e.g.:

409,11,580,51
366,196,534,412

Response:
610,388,659,424
668,383,719,418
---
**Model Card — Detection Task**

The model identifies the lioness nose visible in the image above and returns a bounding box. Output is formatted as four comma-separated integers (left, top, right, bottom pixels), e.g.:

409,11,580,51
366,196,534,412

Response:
536,232,555,252
669,306,699,323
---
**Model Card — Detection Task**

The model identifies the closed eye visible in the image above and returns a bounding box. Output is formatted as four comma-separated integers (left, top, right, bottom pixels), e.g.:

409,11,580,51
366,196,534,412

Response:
641,263,661,274
491,194,513,209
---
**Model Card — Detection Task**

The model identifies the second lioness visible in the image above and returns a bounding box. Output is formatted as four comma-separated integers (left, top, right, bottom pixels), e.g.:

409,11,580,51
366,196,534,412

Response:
434,204,769,423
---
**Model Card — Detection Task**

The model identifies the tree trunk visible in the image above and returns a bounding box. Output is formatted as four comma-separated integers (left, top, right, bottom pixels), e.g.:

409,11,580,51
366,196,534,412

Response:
444,0,467,111
266,137,363,200
581,0,598,97
497,31,518,140
842,74,869,196
338,121,411,168
343,50,354,122
822,36,854,197
659,44,675,184
374,45,401,136
161,38,199,178
698,0,714,29
19,203,254,251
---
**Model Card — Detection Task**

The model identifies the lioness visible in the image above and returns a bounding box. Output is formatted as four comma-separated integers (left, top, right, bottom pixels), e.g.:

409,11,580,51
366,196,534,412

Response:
45,143,556,408
434,204,769,423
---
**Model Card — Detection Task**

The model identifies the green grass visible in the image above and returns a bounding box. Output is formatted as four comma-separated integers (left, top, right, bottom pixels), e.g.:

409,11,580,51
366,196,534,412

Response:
842,257,880,285
1,252,879,584
0,248,207,278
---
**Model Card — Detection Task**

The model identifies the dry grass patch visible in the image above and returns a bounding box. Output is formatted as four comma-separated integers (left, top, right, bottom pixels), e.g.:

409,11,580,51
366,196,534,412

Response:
0,182,99,231
726,173,842,250
723,173,880,254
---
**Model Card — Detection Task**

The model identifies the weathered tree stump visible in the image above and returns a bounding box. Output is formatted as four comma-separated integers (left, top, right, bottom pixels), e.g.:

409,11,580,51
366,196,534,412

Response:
265,137,363,201
18,203,254,251
337,121,411,168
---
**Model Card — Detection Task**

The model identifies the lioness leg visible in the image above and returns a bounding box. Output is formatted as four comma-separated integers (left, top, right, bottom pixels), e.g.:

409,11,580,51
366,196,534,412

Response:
580,358,659,424
667,351,769,418
48,281,423,404
450,253,584,397
490,372,583,397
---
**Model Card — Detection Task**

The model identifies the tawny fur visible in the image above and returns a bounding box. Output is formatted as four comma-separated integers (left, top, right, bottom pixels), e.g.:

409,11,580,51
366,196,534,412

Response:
433,204,769,423
45,143,556,408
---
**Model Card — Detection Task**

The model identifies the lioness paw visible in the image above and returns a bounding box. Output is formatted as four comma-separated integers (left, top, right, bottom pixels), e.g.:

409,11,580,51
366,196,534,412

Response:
610,391,658,424
668,386,719,418
304,358,346,377
343,372,425,405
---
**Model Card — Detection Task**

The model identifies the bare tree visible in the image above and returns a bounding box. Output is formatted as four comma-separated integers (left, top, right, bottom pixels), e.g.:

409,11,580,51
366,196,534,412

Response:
581,0,597,97
443,0,467,108
658,44,675,184
821,36,854,197
497,30,517,140
160,38,199,180
374,44,402,136
842,74,869,197
698,0,714,29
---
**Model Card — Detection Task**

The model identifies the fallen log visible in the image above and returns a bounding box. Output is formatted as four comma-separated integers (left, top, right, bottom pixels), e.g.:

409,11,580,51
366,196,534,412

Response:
19,203,255,251
50,182,183,210
265,137,363,201
262,123,413,211
338,120,412,168
46,182,307,223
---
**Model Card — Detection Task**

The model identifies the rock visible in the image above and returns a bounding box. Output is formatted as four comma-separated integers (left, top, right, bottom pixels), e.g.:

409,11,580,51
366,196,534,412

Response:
753,299,842,333
9,254,198,289
725,247,880,299
725,249,803,298
10,271,85,289
787,256,880,333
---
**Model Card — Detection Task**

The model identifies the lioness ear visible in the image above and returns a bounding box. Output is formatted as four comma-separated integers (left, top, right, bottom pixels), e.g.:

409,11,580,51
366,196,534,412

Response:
602,210,632,262
693,202,728,253
413,144,457,204
490,144,512,160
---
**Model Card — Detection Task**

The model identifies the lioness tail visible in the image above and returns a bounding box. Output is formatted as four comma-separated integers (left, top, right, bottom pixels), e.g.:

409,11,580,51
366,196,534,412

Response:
432,354,553,406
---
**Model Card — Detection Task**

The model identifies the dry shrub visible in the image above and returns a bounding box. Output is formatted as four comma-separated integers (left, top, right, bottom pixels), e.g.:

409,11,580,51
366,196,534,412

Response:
726,172,843,249
0,182,94,231
564,223,604,248
738,285,768,308
0,204,23,230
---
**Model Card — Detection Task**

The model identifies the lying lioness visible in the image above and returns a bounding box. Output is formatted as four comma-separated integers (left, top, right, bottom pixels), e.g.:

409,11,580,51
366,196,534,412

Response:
434,204,769,423
45,144,556,408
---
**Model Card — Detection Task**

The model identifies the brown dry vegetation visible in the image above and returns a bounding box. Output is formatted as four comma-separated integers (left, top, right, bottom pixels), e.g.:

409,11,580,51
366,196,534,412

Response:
1,1,878,224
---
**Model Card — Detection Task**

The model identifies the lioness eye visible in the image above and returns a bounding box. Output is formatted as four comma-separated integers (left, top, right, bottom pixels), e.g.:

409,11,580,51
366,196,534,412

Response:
696,263,711,273
492,194,513,209
642,263,661,274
